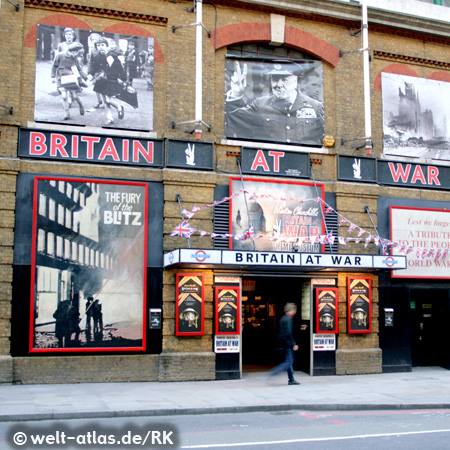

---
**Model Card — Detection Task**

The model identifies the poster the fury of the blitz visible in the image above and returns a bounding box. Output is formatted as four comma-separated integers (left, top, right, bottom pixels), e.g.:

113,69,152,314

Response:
30,177,148,352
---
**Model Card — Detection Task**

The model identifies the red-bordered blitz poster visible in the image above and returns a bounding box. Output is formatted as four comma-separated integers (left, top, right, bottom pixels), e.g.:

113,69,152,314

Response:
176,274,205,336
347,277,372,334
215,286,240,335
316,288,339,334
30,177,148,352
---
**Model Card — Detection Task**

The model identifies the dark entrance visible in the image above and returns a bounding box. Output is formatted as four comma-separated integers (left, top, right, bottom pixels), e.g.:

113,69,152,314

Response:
241,276,310,374
410,288,450,367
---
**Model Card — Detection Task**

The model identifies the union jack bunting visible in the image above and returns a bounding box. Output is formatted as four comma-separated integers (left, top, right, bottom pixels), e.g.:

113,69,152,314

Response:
319,232,334,244
182,209,194,219
170,221,194,238
243,227,255,240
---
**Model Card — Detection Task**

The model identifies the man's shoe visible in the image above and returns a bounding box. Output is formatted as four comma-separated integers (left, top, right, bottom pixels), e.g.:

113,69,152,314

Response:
288,380,300,385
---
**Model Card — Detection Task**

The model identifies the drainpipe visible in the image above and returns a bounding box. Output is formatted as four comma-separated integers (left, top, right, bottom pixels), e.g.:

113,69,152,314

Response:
362,0,373,155
195,0,203,140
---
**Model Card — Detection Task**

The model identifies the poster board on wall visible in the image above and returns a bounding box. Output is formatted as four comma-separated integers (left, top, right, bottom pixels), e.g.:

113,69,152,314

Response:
35,24,154,131
176,274,205,336
229,177,325,253
215,286,240,336
316,287,338,334
382,73,450,162
29,176,148,352
347,277,372,334
390,206,450,279
224,58,324,146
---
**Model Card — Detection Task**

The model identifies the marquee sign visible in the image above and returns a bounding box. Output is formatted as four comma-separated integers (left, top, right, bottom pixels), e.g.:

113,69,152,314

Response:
166,139,214,170
164,249,407,270
18,128,164,168
241,147,310,178
338,154,450,190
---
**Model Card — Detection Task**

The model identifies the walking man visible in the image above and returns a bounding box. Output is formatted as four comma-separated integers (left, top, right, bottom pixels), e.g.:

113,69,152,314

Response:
269,302,300,385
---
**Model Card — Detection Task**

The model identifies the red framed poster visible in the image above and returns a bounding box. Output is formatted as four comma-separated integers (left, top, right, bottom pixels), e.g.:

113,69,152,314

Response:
316,288,338,334
390,206,450,279
229,177,325,253
347,277,372,334
176,273,205,336
29,176,148,352
215,286,240,335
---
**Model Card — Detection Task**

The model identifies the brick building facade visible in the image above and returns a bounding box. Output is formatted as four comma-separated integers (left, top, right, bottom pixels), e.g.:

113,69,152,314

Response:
1,0,450,383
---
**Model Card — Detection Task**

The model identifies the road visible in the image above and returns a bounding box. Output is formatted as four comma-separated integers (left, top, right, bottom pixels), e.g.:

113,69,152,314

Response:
1,409,450,449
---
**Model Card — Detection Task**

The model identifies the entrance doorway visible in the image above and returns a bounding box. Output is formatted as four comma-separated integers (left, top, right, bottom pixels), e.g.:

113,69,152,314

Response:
410,288,450,367
241,276,310,374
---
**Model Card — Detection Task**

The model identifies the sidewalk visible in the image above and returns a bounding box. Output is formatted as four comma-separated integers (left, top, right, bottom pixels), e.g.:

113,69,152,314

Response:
1,367,450,422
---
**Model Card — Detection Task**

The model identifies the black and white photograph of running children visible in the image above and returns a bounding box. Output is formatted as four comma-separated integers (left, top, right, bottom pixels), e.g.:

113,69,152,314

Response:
34,24,154,130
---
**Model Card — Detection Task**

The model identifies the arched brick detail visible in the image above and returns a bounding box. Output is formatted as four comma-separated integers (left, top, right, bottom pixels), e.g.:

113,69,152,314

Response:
284,26,339,67
210,23,340,67
210,22,271,49
374,64,419,92
24,15,92,47
24,15,164,63
427,71,450,83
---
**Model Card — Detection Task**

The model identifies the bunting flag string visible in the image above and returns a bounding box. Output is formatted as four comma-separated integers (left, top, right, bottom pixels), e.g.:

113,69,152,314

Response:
171,190,449,262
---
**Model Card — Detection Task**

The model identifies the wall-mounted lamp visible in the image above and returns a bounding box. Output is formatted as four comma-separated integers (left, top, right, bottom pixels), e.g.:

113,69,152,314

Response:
0,104,13,115
6,0,19,10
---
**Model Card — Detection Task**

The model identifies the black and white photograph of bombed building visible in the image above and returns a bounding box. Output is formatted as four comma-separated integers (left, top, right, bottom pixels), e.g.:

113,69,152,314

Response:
382,73,450,161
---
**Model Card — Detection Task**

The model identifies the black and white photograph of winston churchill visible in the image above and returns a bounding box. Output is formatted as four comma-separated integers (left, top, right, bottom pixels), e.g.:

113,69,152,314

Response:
225,59,324,146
